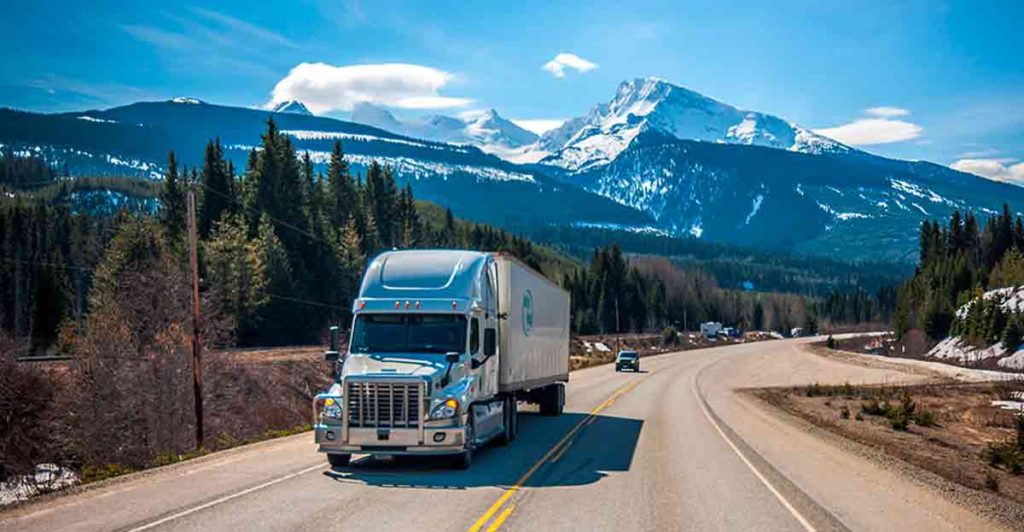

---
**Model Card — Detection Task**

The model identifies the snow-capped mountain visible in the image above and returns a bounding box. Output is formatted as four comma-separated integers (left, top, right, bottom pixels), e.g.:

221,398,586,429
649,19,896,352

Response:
4,85,1024,262
271,100,313,116
534,77,851,171
0,101,646,232
350,103,538,155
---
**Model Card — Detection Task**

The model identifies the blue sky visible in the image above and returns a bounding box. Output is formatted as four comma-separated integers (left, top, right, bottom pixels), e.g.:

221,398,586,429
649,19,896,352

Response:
2,0,1022,180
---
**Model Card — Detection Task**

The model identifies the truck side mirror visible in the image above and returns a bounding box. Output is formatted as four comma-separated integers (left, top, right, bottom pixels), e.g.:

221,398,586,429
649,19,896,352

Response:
484,328,497,358
325,325,341,362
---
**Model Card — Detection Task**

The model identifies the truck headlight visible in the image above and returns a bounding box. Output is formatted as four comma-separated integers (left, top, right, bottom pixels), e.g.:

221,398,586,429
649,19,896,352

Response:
321,397,343,419
429,398,459,420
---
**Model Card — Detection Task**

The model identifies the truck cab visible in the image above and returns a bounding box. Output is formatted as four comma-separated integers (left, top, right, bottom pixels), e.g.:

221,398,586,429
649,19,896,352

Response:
313,250,568,469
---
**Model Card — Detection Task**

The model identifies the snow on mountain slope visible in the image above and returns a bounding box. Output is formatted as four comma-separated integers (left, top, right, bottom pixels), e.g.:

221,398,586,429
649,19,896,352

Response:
349,103,538,156
535,77,851,171
271,100,313,116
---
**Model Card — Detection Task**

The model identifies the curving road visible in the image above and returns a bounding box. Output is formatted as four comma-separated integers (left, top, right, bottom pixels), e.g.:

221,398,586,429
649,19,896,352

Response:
0,339,1006,531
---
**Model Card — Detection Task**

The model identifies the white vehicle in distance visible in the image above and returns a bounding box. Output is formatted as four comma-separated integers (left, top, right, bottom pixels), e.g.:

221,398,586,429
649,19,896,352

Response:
313,250,570,469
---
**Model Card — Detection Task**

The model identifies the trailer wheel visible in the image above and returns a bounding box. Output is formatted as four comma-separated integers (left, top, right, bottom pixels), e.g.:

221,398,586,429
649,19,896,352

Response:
539,383,565,416
327,453,351,468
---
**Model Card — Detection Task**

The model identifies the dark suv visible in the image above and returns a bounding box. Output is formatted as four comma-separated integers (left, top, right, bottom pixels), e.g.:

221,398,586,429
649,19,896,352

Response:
615,350,640,372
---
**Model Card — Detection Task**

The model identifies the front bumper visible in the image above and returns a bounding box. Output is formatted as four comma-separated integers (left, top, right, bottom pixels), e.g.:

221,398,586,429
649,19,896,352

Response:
315,424,467,455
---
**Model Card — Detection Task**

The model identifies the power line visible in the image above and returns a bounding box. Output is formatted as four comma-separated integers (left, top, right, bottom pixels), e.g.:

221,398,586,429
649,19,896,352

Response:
1,257,94,272
3,258,348,311
265,292,348,311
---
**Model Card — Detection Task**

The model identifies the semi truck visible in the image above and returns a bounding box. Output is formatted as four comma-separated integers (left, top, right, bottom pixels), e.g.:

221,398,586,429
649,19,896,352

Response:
313,250,570,468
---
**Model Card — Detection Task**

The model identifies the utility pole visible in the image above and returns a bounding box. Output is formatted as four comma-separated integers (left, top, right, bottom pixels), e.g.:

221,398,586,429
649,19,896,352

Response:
187,190,204,449
615,296,621,353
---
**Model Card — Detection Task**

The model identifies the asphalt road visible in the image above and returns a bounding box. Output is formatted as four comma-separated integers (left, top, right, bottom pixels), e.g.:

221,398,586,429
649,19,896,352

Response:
0,339,1006,531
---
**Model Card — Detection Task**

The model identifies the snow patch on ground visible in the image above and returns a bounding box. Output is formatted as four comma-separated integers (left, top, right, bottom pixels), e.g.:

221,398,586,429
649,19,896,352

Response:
744,194,763,225
689,220,704,238
816,202,872,220
569,221,672,236
76,116,117,124
0,464,79,506
955,286,1024,319
927,337,1007,365
226,144,534,184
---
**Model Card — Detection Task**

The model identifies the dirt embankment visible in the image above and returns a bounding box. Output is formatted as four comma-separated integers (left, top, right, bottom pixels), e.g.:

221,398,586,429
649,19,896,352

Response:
755,379,1024,510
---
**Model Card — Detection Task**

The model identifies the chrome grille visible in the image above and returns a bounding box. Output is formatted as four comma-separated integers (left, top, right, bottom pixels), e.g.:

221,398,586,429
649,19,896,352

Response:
346,380,421,428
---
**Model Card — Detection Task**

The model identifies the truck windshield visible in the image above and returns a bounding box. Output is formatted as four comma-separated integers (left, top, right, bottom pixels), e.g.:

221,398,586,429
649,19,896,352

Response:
350,314,467,354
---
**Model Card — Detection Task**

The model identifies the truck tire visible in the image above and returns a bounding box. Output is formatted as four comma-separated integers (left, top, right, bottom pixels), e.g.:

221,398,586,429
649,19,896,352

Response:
453,409,475,469
452,449,473,469
539,383,565,416
327,453,351,468
496,395,518,446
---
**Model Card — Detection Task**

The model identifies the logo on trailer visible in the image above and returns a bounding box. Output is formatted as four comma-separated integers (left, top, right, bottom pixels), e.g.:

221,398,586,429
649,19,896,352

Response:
522,289,534,336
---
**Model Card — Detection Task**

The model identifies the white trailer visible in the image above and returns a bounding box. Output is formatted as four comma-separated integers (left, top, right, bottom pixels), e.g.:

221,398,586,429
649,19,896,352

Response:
313,250,569,469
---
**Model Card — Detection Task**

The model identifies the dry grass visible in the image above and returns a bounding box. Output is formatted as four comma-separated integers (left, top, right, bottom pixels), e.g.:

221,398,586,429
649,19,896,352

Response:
755,381,1024,503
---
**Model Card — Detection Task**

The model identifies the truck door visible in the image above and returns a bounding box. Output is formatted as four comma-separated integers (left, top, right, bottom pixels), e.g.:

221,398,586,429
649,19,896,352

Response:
478,260,500,395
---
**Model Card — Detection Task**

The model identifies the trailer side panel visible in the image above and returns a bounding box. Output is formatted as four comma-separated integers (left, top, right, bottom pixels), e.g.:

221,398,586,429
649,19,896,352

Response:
494,255,570,392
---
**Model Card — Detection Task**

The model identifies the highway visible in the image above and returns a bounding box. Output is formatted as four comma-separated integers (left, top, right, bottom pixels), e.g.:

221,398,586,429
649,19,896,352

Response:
0,339,1006,531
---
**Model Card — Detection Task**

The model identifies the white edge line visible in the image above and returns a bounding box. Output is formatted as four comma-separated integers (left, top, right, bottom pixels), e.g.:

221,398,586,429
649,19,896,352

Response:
691,374,816,532
127,463,324,531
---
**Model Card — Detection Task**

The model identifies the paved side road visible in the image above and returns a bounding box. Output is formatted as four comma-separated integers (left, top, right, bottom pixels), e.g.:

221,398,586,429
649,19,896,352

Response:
0,339,1006,531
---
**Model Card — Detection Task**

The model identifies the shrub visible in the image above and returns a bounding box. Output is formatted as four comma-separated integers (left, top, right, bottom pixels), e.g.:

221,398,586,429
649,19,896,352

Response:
661,326,679,346
80,463,134,484
0,341,62,484
890,416,909,431
826,335,837,349
839,406,850,419
914,410,938,428
861,399,887,416
985,473,1000,492
986,441,1024,474
1017,413,1024,451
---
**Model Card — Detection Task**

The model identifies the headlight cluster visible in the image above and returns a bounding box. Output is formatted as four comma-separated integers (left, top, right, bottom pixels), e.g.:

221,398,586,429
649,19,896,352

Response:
429,397,460,420
321,397,343,419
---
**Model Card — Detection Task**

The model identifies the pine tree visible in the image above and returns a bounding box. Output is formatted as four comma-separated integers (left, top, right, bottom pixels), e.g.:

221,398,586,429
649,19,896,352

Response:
253,215,294,345
326,141,358,229
28,255,69,354
158,152,187,242
337,216,365,311
197,139,234,238
204,214,269,344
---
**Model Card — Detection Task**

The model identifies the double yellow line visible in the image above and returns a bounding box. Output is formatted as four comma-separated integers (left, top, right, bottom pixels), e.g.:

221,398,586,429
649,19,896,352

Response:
468,379,642,532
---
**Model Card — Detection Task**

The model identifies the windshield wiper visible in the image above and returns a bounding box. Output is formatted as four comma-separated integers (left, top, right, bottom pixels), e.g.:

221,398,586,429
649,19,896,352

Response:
406,345,452,353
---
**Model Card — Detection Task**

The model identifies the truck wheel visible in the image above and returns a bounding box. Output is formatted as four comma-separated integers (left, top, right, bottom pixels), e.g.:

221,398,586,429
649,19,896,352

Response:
509,398,518,440
539,383,565,416
496,395,518,446
453,409,475,469
327,453,351,468
452,449,473,469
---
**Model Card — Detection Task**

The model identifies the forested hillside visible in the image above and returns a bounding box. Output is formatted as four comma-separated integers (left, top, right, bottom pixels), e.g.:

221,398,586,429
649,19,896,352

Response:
895,206,1024,348
562,248,893,336
0,119,567,354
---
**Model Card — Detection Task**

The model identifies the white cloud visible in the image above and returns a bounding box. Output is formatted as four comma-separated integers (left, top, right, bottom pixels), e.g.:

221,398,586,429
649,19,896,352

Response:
951,158,1024,185
511,119,565,135
268,62,472,114
542,53,598,79
814,118,923,145
815,107,923,146
865,106,910,118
